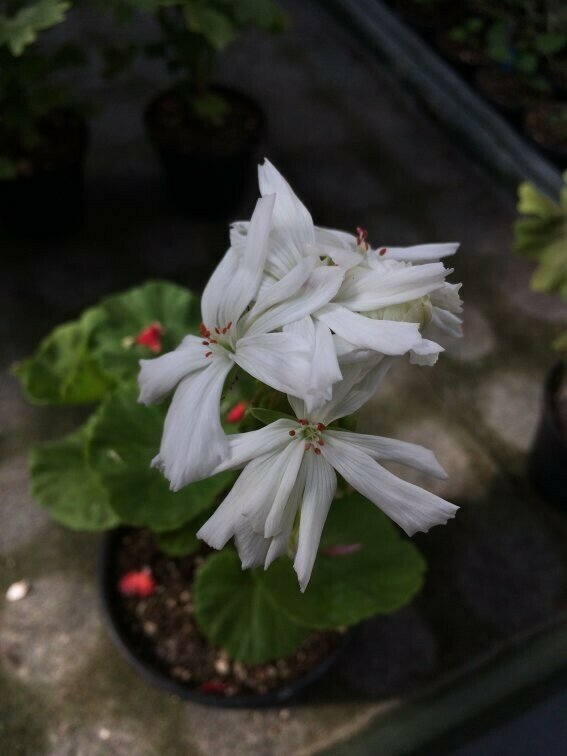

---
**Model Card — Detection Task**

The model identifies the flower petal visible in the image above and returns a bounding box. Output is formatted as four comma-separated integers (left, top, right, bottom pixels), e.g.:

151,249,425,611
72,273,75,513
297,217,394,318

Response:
152,355,233,490
316,304,422,355
138,335,209,405
337,262,449,312
325,430,448,479
264,458,307,569
234,332,311,396
201,194,275,328
294,452,337,591
284,317,343,412
409,339,444,366
213,420,296,473
322,436,458,537
246,265,345,337
264,440,305,537
258,159,315,248
368,243,459,264
243,257,316,327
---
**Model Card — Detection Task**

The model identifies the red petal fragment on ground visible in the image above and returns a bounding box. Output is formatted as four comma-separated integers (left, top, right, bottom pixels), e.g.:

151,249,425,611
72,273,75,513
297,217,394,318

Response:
201,681,229,694
322,543,363,557
226,401,247,423
135,322,164,353
118,568,156,597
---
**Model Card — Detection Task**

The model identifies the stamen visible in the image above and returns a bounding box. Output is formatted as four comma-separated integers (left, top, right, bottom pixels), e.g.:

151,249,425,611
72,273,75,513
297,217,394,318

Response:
199,323,211,339
205,351,212,357
314,447,321,455
202,341,209,346
318,439,325,446
298,419,309,426
356,226,369,251
227,321,232,330
317,423,326,431
378,247,387,256
215,327,221,335
304,442,312,451
289,430,296,436
209,339,218,345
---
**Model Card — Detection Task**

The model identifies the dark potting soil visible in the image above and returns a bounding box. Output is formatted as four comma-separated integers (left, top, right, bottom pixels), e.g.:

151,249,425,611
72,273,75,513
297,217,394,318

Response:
6,108,87,178
525,102,567,152
146,89,262,159
112,529,342,699
476,67,549,110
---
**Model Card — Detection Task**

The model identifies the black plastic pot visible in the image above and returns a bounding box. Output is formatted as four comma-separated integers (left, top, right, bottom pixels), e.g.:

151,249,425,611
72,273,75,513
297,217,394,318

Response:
528,363,567,509
0,112,88,239
100,528,352,708
145,86,264,219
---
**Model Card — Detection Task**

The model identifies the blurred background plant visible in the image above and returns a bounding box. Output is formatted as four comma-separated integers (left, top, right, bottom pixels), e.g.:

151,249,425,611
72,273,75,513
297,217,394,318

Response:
514,171,567,350
0,0,87,180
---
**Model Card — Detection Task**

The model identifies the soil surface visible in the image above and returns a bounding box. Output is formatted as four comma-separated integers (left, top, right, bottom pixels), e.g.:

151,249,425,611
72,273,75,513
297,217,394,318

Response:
110,529,342,699
146,87,262,158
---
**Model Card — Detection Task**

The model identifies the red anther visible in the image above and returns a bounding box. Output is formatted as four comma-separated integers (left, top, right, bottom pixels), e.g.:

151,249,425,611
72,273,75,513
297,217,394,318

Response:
209,339,218,345
135,322,164,353
201,681,229,694
226,401,247,423
226,321,232,329
318,439,325,446
305,443,312,451
118,568,156,597
199,323,211,338
314,447,322,455
317,423,326,431
202,341,209,346
298,419,309,426
205,351,213,357
378,247,387,256
222,327,227,334
356,227,369,250
215,327,221,335
289,430,296,436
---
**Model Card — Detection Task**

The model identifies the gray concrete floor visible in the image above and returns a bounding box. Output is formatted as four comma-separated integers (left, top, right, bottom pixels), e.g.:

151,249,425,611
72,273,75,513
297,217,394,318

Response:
1,1,567,754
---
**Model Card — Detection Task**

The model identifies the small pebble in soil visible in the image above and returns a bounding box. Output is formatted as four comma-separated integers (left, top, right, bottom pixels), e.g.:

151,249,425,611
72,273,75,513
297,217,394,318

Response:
6,580,30,602
98,728,111,741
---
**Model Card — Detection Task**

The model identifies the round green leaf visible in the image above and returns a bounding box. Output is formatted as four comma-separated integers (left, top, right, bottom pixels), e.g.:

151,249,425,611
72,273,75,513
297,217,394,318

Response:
92,281,201,380
156,521,201,557
13,308,114,405
29,423,119,531
89,387,234,532
194,550,308,664
263,493,426,629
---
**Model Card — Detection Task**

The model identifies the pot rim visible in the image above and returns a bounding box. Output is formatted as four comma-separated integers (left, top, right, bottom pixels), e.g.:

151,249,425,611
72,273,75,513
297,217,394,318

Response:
99,526,353,709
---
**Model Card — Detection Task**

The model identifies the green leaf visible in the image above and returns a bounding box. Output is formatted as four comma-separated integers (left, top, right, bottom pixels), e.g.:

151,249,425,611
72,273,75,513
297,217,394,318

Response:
193,91,230,121
263,493,426,629
517,181,560,219
13,308,114,405
29,422,119,531
0,0,70,56
194,550,308,664
89,386,235,532
156,520,201,556
92,281,201,381
249,407,295,425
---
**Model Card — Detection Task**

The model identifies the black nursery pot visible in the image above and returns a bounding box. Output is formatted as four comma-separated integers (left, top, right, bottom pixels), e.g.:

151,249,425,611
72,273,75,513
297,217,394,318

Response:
100,528,350,708
0,110,88,239
528,363,567,510
145,86,264,219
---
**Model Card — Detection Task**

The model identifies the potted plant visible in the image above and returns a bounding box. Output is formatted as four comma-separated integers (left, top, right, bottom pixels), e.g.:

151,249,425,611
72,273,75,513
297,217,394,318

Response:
15,159,464,705
514,174,567,508
122,0,287,218
0,0,89,237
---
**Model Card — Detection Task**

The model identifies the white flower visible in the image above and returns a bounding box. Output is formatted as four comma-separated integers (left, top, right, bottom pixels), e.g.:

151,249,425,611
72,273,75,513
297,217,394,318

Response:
232,159,461,374
197,361,458,591
138,194,344,490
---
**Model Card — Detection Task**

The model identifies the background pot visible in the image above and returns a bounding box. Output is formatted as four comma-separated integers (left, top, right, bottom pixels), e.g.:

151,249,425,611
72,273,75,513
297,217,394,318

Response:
0,109,88,239
100,528,352,708
145,86,264,219
528,362,567,509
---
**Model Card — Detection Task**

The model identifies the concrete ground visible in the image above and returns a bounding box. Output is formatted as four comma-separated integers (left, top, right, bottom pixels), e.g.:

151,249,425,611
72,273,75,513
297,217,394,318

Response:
1,1,567,754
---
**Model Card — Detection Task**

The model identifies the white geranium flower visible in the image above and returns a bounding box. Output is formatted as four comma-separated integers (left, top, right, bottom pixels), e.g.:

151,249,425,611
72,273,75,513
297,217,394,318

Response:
197,361,458,591
232,159,460,374
138,194,345,490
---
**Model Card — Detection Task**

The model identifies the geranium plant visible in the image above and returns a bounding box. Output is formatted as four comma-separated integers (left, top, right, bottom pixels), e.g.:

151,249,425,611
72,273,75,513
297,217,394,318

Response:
0,0,86,179
16,160,463,665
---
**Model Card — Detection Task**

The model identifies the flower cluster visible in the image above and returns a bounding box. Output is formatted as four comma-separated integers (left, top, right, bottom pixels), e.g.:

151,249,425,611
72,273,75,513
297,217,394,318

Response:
139,160,462,590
